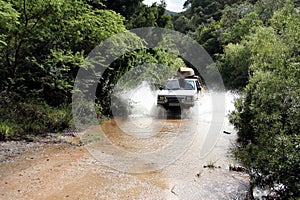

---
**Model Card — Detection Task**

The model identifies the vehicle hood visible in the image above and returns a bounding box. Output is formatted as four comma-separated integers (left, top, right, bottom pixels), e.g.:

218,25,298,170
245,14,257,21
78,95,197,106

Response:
158,89,196,96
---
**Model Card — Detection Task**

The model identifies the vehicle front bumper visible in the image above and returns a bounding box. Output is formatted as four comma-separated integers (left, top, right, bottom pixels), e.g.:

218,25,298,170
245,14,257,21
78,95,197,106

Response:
157,97,195,108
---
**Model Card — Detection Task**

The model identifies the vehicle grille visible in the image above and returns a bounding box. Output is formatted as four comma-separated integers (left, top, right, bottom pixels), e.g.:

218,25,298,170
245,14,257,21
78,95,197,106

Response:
166,97,183,103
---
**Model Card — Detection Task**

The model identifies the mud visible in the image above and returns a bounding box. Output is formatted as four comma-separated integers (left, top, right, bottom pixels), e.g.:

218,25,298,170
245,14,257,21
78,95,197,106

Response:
0,92,249,199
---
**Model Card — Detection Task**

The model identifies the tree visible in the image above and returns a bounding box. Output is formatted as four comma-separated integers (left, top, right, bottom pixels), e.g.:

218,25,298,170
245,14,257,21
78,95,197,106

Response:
173,15,192,33
0,0,19,46
0,0,127,139
220,5,259,44
254,0,286,23
218,11,263,89
192,18,222,58
0,0,186,139
102,0,172,29
0,0,126,103
218,42,251,90
230,2,300,197
217,0,289,90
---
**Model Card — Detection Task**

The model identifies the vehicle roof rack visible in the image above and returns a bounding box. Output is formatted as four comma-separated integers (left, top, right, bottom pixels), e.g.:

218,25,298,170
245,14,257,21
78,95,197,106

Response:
177,67,195,78
185,75,199,79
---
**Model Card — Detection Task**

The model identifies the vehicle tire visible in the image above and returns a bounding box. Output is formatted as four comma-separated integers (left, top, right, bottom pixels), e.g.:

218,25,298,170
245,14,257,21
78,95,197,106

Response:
157,105,167,119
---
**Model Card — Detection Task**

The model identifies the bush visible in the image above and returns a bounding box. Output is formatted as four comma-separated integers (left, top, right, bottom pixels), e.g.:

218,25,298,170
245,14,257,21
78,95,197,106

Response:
229,2,300,198
0,93,73,140
230,73,300,198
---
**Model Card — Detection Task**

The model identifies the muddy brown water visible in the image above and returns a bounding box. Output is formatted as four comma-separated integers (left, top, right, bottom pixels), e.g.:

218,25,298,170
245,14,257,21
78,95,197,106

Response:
0,92,249,199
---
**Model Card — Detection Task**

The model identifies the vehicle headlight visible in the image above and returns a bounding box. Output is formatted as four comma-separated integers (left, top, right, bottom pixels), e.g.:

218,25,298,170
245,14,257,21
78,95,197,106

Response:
158,96,165,100
185,96,193,101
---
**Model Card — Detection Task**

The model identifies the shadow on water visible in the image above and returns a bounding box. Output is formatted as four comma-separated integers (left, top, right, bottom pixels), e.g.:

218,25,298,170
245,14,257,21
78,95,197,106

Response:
165,111,182,119
156,107,193,120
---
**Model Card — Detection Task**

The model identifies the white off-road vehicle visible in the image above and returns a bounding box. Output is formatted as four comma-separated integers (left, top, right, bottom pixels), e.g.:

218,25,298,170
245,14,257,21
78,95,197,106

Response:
157,68,204,110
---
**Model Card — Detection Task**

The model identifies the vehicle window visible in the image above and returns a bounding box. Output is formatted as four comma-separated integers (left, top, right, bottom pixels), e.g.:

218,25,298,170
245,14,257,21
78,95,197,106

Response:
165,79,195,90
185,80,195,90
165,80,180,90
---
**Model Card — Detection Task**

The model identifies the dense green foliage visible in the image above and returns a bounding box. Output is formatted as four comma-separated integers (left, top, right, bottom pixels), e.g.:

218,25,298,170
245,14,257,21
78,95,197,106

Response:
176,0,300,197
0,0,178,139
102,0,173,28
228,1,300,198
0,0,127,139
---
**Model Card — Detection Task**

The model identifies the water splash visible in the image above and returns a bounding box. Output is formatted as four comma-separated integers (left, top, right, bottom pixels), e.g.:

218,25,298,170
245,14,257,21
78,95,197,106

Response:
125,81,157,118
110,81,162,138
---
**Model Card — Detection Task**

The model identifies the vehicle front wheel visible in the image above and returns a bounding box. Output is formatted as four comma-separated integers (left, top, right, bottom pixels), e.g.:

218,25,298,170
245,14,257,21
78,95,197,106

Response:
156,105,167,119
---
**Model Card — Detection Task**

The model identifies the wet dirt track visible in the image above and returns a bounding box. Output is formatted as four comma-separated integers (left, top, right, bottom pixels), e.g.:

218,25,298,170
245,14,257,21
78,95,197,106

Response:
0,143,169,200
0,93,249,199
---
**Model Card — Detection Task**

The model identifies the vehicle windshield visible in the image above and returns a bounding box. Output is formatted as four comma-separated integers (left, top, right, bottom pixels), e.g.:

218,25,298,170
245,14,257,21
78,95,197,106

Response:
165,79,195,90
